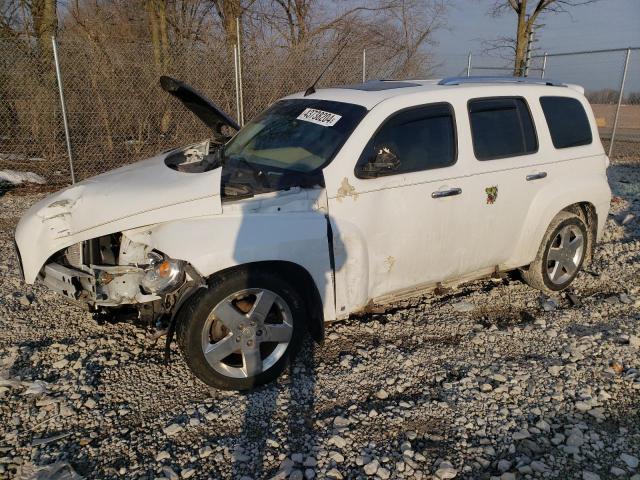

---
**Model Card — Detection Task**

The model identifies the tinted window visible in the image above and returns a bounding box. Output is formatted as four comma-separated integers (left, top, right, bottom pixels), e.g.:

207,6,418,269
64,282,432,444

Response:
468,97,537,160
540,96,592,148
356,103,456,177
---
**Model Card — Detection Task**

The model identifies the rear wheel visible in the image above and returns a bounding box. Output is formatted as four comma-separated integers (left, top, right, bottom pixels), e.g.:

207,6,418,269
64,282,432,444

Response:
521,211,588,293
177,269,305,390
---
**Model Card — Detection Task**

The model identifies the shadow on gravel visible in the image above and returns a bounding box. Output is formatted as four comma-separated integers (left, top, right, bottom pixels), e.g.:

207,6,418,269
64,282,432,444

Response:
232,339,318,478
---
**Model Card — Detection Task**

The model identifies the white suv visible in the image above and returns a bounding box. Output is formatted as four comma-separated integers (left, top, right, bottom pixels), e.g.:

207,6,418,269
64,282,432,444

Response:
15,76,611,390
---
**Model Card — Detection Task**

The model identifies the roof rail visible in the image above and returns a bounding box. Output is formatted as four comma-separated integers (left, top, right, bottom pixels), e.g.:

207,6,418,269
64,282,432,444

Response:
438,76,566,87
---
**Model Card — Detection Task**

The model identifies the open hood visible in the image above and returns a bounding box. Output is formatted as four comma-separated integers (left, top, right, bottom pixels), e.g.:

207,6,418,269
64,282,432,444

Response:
160,76,240,139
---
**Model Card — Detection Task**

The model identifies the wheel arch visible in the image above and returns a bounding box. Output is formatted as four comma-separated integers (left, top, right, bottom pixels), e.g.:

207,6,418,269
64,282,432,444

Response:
207,261,325,343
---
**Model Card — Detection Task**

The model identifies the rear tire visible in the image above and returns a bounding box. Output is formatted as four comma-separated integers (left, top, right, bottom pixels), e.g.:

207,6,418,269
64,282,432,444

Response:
176,268,306,391
521,211,588,293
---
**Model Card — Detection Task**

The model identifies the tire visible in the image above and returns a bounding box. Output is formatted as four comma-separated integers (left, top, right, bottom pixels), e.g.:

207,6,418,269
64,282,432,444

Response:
521,211,589,293
176,268,306,391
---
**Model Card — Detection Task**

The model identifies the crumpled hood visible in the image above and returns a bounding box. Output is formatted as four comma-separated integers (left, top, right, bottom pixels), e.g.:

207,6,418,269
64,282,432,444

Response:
15,146,222,283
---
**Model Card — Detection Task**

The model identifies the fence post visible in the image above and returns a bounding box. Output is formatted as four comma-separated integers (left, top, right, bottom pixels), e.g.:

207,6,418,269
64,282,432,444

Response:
235,17,245,126
466,51,472,77
540,52,547,79
51,36,75,184
362,49,366,83
609,47,631,158
233,45,241,125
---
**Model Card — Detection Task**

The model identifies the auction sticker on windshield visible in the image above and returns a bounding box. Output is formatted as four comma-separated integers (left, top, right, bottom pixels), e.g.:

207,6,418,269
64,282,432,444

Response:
297,108,342,127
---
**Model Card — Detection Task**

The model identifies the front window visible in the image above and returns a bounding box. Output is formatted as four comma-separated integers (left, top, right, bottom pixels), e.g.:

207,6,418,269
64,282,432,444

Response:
224,99,367,173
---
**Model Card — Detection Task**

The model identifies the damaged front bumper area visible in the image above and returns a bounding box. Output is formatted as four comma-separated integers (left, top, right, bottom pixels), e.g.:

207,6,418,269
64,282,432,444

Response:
38,233,188,308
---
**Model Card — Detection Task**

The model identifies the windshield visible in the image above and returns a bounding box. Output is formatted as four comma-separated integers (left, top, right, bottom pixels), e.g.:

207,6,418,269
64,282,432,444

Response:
223,99,367,173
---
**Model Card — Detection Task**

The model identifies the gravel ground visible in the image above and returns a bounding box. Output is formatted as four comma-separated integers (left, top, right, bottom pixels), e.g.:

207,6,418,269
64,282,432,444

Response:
1,160,639,480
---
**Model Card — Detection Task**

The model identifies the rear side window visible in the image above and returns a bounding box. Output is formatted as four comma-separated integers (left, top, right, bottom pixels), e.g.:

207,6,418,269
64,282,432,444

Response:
356,103,456,177
468,97,537,160
540,96,592,148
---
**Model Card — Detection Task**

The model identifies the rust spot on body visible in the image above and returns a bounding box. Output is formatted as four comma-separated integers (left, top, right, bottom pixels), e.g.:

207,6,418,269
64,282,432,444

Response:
385,256,395,272
336,177,358,202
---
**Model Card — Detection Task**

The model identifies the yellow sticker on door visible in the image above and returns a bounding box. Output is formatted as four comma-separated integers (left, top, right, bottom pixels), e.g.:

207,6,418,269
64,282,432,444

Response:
485,186,498,204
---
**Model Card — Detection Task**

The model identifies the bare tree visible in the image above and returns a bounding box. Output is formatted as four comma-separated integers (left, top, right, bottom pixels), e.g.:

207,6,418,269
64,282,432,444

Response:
491,0,598,75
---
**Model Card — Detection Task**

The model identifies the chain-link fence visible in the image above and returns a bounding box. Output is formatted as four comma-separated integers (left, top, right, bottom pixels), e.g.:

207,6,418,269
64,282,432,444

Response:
1,37,638,186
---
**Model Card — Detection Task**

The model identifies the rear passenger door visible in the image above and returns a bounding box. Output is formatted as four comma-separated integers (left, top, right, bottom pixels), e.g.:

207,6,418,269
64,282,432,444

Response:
463,96,544,269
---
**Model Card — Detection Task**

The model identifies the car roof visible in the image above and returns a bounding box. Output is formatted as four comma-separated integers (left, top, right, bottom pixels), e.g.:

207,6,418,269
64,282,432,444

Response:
283,77,585,110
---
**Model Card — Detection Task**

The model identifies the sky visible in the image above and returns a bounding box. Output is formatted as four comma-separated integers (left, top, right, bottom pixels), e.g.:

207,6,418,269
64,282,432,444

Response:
431,0,640,91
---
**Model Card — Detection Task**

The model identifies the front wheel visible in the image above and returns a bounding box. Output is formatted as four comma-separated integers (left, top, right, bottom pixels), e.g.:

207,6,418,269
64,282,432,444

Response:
521,211,589,293
176,269,306,390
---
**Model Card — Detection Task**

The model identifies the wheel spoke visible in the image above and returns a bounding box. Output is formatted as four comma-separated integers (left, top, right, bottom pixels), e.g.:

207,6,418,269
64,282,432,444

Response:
249,290,277,323
241,347,262,377
203,335,238,363
262,323,293,343
549,261,562,282
561,258,577,276
212,299,247,330
548,247,563,262
567,235,583,257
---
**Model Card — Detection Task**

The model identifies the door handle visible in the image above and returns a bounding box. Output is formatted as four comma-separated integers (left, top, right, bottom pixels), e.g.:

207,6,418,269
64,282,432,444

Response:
431,187,462,198
526,172,547,181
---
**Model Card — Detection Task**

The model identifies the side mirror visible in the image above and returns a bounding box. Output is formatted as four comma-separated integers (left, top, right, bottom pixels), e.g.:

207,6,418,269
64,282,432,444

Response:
356,146,401,178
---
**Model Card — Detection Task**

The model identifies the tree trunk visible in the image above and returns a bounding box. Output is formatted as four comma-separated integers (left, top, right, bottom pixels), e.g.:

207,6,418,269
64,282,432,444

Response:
31,0,57,61
513,0,528,76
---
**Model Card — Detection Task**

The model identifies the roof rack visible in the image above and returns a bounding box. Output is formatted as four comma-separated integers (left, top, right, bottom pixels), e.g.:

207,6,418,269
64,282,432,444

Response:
438,76,566,87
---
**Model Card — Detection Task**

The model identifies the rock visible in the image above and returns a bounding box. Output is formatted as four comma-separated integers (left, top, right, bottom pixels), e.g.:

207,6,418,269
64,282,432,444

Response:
330,435,347,448
155,451,171,462
548,365,563,376
566,430,585,447
500,474,516,480
530,461,549,473
161,467,179,480
364,460,379,476
497,459,512,472
326,468,343,479
304,468,315,479
377,467,390,479
333,417,350,428
375,389,389,400
452,301,474,313
291,453,304,464
52,359,69,369
512,429,530,440
621,453,639,469
583,472,600,480
480,383,493,392
199,446,212,458
435,462,457,479
630,335,640,348
181,468,195,478
163,423,183,436
289,470,303,480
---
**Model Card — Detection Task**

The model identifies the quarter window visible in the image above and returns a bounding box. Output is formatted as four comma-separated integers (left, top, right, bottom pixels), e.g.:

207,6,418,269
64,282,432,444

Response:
540,96,592,149
356,103,456,178
468,97,537,160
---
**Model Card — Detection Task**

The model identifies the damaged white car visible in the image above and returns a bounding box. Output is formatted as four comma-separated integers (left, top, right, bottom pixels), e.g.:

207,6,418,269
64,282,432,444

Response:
15,76,610,390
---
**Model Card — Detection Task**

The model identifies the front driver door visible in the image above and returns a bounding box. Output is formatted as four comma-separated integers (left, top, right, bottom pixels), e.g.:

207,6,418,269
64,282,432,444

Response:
324,101,477,317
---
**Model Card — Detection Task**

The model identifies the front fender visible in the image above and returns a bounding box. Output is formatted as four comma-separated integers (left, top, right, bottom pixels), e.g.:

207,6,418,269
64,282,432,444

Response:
124,212,336,322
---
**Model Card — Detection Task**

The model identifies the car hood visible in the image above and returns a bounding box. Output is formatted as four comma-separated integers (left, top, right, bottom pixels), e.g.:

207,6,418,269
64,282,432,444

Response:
160,76,240,140
15,144,222,283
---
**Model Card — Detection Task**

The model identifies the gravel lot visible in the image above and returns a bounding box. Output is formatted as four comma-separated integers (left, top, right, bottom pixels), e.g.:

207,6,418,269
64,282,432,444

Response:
1,159,639,480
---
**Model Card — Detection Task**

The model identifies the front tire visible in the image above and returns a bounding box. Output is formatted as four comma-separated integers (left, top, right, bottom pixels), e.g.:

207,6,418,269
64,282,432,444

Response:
176,268,306,391
521,211,588,293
